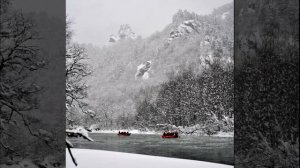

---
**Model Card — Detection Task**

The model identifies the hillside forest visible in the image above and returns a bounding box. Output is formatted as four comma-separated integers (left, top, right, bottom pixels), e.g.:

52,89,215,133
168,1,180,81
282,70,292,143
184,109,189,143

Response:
67,3,234,136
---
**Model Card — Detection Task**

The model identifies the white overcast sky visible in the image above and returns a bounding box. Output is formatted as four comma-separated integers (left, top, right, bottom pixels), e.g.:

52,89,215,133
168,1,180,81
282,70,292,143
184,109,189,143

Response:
67,0,232,46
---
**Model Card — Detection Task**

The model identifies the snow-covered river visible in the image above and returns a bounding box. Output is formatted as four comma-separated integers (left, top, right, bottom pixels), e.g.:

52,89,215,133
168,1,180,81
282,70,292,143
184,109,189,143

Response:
68,133,234,165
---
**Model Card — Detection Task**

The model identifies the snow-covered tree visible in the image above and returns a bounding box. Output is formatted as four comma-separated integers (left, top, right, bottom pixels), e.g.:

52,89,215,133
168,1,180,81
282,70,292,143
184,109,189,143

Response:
65,20,95,166
66,21,94,125
0,0,46,161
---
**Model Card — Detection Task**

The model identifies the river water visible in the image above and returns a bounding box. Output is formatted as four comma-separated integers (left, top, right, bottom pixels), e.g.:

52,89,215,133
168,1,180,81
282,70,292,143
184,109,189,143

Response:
68,133,234,165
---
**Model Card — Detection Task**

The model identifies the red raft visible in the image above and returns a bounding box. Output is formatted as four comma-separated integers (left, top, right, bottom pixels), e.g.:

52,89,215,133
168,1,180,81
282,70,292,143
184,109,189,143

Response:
161,132,179,138
118,131,131,136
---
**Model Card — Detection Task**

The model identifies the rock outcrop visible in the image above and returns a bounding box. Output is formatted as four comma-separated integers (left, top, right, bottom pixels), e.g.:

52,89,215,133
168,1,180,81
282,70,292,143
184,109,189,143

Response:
168,20,200,43
109,24,136,43
135,61,151,80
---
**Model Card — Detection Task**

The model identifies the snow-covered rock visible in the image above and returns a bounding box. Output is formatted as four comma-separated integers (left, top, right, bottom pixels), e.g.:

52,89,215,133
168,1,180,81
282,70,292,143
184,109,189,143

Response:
199,51,214,69
135,60,152,79
118,24,136,39
109,35,120,43
178,24,194,34
109,24,137,43
168,20,199,43
221,11,230,20
66,126,94,141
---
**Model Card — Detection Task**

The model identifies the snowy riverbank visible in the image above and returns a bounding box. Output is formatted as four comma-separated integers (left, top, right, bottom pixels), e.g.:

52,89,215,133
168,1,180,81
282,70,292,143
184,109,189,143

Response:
211,131,234,137
90,129,234,137
91,129,158,135
66,149,234,168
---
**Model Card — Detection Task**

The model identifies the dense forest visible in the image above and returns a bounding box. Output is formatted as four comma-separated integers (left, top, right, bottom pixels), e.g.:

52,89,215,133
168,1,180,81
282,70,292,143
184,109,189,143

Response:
68,3,234,136
235,0,299,167
0,0,65,167
134,63,233,135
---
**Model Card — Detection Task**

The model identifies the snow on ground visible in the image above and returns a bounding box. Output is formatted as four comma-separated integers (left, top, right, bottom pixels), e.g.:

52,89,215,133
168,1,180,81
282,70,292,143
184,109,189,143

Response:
211,131,234,137
91,129,234,137
66,149,233,168
92,129,159,135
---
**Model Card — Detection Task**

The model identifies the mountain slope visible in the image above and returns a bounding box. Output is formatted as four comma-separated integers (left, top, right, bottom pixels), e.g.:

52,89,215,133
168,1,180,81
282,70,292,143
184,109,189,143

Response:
83,2,233,129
